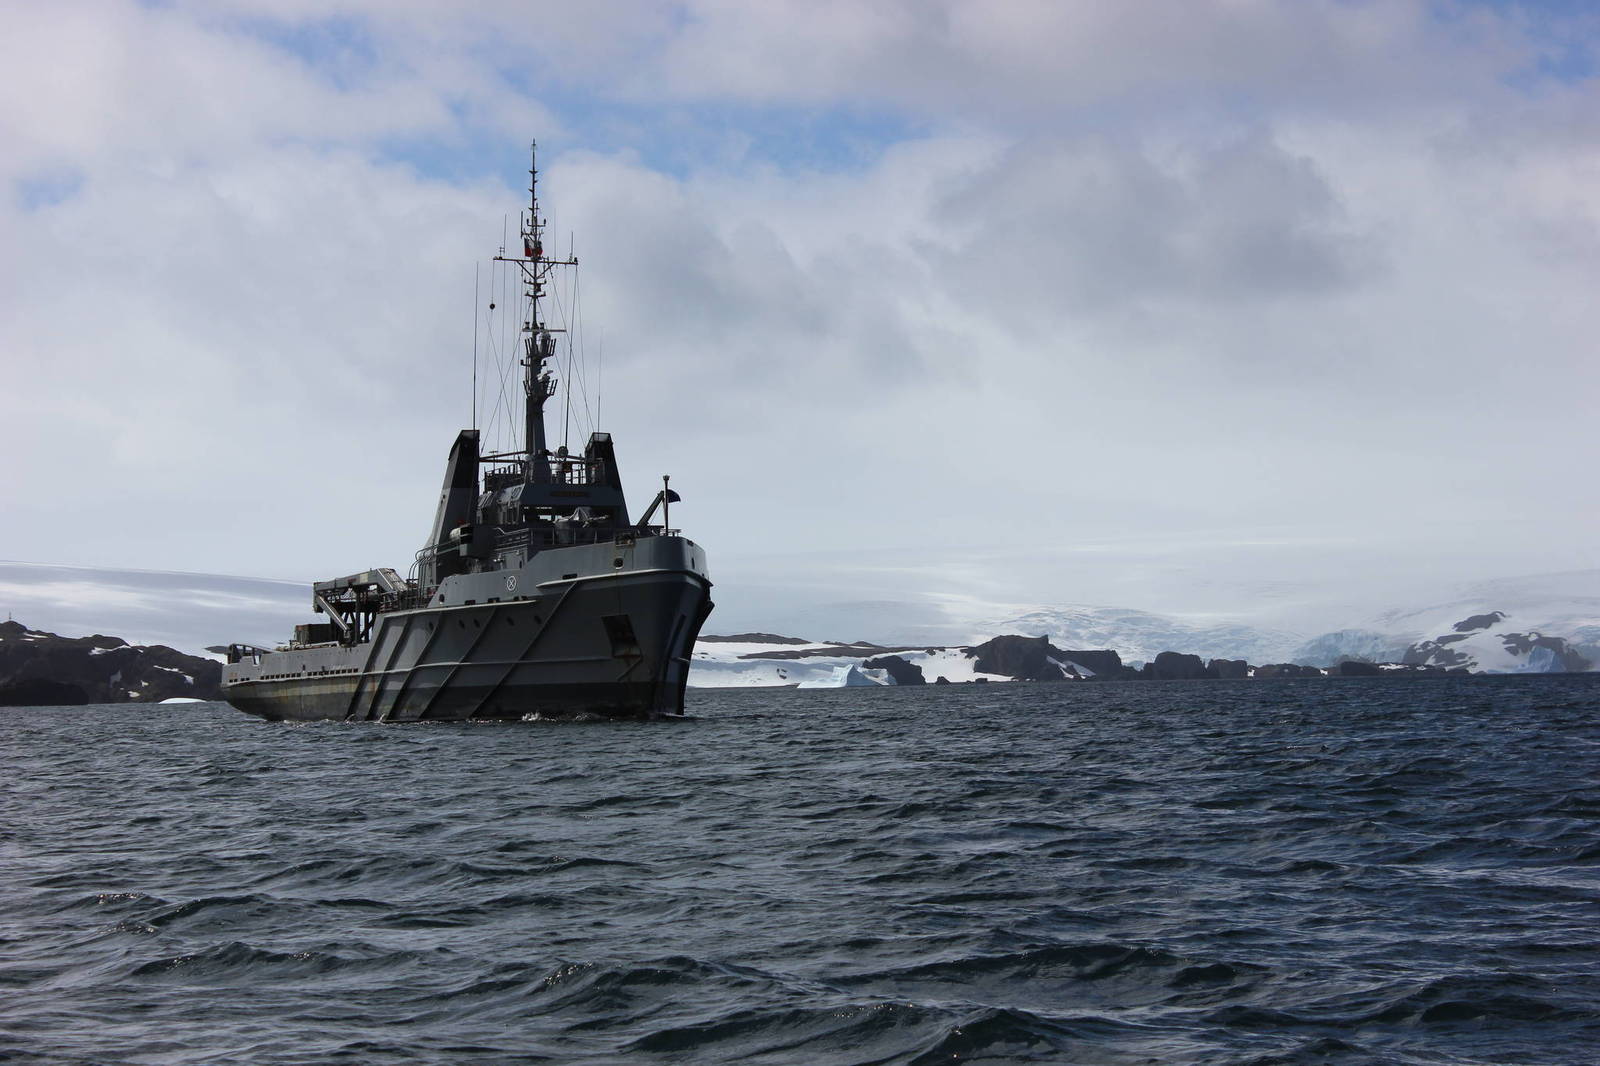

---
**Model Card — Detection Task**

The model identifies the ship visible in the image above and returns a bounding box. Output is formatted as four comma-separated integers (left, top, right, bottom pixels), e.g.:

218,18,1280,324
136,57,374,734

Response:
222,144,713,722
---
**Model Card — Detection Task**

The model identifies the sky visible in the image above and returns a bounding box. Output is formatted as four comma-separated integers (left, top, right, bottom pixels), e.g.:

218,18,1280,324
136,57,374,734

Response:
3,0,1598,644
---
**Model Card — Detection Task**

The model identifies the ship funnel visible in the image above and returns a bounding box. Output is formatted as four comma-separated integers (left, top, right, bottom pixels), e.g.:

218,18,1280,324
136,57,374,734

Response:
421,429,480,586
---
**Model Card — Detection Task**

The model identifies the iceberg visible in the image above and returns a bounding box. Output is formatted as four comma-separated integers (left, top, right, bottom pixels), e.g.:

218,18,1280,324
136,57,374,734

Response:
796,663,894,689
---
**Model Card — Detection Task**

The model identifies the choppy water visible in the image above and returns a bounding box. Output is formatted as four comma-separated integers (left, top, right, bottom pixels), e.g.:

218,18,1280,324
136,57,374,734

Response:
4,676,1599,1064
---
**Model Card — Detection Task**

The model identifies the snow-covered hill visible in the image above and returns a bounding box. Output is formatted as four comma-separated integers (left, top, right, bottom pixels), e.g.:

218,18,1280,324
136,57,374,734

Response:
1377,571,1600,663
1402,611,1592,674
989,576,1600,672
973,605,1304,666
1295,570,1600,668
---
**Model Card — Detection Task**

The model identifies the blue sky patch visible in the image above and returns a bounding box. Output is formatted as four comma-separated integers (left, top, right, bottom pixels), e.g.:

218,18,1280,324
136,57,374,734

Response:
397,89,916,190
15,169,84,211
225,12,381,91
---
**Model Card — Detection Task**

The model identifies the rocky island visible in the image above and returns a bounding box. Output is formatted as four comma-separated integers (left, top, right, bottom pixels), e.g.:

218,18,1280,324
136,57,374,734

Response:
0,621,222,706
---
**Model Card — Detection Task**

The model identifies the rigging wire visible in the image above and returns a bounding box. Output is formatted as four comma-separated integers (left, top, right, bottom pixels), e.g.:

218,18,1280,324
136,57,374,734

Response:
570,266,593,442
480,261,496,446
543,241,596,448
556,266,571,451
502,256,516,454
471,262,479,432
509,256,518,454
485,257,516,455
482,260,500,449
568,230,583,445
546,258,570,449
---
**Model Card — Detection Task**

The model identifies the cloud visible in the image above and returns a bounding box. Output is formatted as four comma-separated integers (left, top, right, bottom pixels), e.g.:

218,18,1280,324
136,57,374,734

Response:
1,1,1597,639
931,132,1374,321
648,0,1535,123
0,562,305,653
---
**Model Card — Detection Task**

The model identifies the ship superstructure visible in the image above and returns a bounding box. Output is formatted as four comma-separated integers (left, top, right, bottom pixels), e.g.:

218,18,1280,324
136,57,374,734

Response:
223,145,713,722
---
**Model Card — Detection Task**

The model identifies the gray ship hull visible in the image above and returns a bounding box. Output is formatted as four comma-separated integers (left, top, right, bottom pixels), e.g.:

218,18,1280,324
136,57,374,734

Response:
224,539,712,722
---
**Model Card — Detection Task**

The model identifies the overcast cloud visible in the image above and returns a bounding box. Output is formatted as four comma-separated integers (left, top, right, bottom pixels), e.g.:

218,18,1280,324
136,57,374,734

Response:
2,0,1597,643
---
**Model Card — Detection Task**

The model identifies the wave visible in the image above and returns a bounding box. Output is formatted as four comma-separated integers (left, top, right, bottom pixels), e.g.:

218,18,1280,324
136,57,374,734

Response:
832,940,1273,1017
7,675,1599,1064
125,939,442,983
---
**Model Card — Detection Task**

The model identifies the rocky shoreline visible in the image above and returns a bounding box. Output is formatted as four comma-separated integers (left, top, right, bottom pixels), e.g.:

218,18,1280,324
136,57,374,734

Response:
695,614,1594,688
4,605,1592,706
798,634,1485,686
0,621,222,706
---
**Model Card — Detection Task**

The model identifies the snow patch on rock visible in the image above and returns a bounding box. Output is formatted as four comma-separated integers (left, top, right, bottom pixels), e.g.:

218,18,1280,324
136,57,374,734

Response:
1403,612,1592,674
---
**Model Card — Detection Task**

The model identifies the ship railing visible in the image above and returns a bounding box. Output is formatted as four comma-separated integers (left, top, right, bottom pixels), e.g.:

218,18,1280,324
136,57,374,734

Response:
379,586,435,613
506,525,681,547
549,455,603,486
412,525,681,564
481,454,605,486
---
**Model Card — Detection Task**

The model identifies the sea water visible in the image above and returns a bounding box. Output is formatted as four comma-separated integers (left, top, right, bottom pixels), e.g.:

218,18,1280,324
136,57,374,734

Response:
3,676,1598,1064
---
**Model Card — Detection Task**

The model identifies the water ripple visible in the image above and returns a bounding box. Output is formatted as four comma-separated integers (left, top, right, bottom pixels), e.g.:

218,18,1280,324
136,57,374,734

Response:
3,675,1600,1063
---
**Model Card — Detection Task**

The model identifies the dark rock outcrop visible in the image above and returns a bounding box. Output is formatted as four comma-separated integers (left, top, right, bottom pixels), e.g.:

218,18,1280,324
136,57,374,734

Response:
968,635,1094,681
1453,612,1506,634
1056,649,1131,678
1208,658,1249,679
1402,638,1471,669
1142,651,1216,680
742,643,919,661
0,621,223,704
1498,632,1592,673
1252,663,1326,678
1335,660,1382,677
969,635,1061,680
700,633,812,645
864,655,925,685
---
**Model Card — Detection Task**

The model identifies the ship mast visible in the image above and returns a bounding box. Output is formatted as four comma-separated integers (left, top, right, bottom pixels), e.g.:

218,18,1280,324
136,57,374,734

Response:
500,141,577,484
